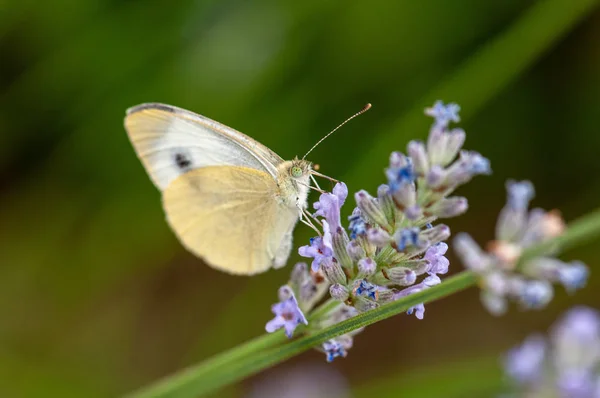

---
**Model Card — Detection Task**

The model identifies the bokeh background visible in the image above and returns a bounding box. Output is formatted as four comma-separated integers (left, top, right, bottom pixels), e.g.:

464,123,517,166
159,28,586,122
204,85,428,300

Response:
1,0,600,397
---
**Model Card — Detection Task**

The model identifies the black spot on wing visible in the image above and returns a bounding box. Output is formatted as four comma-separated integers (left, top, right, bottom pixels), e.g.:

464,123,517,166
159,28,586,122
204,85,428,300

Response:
175,152,192,170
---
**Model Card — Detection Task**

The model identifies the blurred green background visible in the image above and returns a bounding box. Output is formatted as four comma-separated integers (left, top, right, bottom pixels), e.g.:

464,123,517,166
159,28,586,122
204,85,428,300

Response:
1,0,599,397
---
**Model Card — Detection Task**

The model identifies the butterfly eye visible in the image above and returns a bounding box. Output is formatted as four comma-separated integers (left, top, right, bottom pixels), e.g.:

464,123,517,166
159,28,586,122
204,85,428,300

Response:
291,166,303,178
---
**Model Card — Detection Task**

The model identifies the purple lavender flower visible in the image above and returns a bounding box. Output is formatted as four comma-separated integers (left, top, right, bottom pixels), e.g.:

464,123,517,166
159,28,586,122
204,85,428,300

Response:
314,182,348,229
299,221,334,272
425,100,461,128
406,303,426,319
424,242,450,275
322,339,348,362
265,286,308,338
353,279,379,300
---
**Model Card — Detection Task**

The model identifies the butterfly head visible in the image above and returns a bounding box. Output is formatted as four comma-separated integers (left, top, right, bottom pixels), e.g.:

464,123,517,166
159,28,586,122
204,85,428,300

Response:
289,157,312,179
275,158,312,208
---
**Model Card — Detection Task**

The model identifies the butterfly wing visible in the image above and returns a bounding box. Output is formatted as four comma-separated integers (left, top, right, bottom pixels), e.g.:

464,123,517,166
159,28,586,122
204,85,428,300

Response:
124,103,284,190
162,165,299,275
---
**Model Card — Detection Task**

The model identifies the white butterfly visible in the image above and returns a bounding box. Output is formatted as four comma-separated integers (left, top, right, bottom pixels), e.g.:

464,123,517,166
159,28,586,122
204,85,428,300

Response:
125,103,314,275
124,103,368,275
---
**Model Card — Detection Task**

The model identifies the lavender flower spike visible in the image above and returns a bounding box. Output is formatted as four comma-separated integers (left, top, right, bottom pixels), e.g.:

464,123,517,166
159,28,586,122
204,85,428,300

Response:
265,286,308,338
454,179,589,315
264,100,492,362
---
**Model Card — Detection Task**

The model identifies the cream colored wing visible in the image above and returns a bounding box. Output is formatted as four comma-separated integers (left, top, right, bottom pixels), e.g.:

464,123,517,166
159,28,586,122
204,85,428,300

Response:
124,103,284,190
163,165,299,275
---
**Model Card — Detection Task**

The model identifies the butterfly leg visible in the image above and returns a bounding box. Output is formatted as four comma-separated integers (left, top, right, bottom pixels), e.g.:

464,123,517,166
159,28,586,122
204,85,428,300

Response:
298,207,322,236
310,174,322,191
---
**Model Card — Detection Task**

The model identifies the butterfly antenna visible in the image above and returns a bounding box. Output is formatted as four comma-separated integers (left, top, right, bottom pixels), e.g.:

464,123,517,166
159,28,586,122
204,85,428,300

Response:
302,103,372,160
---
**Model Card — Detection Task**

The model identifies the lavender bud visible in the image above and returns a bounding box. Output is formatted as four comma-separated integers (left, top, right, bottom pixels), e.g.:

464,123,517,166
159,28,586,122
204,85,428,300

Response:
353,295,378,312
444,150,491,188
506,180,535,211
384,267,417,285
332,227,353,268
346,240,366,262
367,227,391,247
377,184,396,224
558,261,589,292
528,257,589,293
355,190,390,228
299,279,319,304
519,280,553,310
329,283,350,301
321,259,347,285
454,233,491,271
402,259,430,275
427,126,464,166
426,124,446,164
290,262,308,286
357,257,377,278
375,288,395,303
430,196,468,218
419,224,450,246
404,205,422,221
426,165,445,188
442,128,466,164
407,140,429,175
391,182,417,209
278,285,294,301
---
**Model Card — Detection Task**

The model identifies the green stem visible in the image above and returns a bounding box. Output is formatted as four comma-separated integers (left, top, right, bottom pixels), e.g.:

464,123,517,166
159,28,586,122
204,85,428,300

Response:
125,206,600,398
